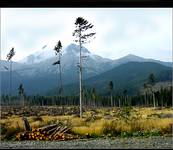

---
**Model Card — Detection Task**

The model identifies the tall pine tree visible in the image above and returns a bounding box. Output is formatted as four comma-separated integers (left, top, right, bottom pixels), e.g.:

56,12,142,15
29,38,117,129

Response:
73,17,96,118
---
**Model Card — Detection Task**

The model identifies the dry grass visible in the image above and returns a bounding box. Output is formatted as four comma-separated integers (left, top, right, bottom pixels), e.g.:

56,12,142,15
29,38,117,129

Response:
0,107,173,140
0,116,25,130
71,107,173,136
135,107,173,118
71,118,173,137
72,119,106,136
130,118,173,133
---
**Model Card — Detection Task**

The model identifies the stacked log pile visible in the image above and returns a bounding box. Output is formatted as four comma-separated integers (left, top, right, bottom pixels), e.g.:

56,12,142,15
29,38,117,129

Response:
16,123,79,141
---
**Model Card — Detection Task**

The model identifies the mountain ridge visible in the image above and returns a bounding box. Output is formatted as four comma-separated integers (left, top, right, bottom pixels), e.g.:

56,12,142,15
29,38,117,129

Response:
48,61,172,96
0,43,172,95
14,43,171,66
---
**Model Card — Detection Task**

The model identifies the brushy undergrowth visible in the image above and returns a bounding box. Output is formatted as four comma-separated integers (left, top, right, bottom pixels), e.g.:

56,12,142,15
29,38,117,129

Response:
71,118,173,138
0,106,172,140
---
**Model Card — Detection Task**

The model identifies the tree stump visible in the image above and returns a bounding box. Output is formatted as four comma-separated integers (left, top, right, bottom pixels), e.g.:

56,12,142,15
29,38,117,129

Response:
22,116,31,131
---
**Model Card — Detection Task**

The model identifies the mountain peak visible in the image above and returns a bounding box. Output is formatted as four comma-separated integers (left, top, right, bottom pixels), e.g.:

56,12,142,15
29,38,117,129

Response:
65,43,90,54
126,54,137,57
125,54,142,58
18,43,91,64
121,54,145,61
19,45,54,64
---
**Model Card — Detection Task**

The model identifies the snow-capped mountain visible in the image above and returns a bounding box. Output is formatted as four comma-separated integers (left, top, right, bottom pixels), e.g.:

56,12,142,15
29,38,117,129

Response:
16,43,113,77
19,45,55,64
1,43,172,95
1,43,114,95
65,43,90,55
18,43,92,64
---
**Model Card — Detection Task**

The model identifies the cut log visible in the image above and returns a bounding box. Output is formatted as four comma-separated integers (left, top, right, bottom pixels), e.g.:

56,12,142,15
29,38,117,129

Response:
50,126,61,137
57,126,68,134
46,126,58,135
16,122,77,141
60,127,71,134
38,124,57,132
53,126,68,138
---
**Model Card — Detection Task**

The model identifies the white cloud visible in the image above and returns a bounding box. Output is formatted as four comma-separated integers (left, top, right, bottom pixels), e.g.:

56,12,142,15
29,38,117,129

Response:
1,8,172,62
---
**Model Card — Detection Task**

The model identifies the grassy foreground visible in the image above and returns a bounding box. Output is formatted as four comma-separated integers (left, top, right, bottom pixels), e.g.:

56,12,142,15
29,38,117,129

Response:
0,106,173,140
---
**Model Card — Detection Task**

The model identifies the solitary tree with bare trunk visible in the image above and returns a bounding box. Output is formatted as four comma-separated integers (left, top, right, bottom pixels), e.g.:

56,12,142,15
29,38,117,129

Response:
6,47,15,105
73,17,96,118
53,41,63,96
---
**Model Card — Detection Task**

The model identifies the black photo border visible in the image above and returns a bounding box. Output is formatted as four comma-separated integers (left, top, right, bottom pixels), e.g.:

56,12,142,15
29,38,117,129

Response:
0,0,172,8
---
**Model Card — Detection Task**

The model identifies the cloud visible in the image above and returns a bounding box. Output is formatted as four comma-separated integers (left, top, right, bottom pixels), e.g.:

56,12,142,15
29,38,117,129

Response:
1,8,172,62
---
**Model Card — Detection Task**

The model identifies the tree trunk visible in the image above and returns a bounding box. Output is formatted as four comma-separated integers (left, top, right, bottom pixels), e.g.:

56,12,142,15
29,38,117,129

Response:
22,117,31,131
41,98,43,106
9,60,12,105
161,96,163,108
144,92,147,107
153,92,156,108
59,53,63,95
110,92,113,107
22,95,25,107
119,98,121,107
79,29,82,118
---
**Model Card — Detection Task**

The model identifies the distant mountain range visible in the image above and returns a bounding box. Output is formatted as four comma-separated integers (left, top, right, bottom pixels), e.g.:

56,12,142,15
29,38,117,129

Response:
0,43,172,96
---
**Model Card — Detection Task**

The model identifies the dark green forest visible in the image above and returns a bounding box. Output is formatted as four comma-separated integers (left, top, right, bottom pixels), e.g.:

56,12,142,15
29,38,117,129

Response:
1,84,172,107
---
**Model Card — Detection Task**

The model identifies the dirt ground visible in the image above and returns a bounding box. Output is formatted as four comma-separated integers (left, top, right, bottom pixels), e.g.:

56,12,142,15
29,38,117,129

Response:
0,136,173,149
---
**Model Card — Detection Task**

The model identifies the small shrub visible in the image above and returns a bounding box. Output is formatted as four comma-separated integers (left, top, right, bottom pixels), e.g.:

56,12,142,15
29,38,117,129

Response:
0,123,7,135
30,116,43,122
147,113,161,119
4,127,21,141
160,113,173,119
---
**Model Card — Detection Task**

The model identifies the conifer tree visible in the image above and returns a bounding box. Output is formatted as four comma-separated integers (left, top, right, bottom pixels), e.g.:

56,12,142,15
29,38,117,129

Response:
53,41,63,96
6,47,15,105
73,17,96,118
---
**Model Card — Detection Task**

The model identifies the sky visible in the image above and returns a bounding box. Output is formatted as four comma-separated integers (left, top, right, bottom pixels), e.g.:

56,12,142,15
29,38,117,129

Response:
1,8,172,62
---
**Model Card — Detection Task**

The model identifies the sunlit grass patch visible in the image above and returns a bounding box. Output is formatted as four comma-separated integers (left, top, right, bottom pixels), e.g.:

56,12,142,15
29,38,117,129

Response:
41,115,57,125
0,106,173,140
29,116,43,122
71,119,130,137
131,118,173,133
0,117,24,140
0,116,24,130
136,107,173,118
71,117,173,137
71,119,106,137
69,117,86,127
30,120,44,128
